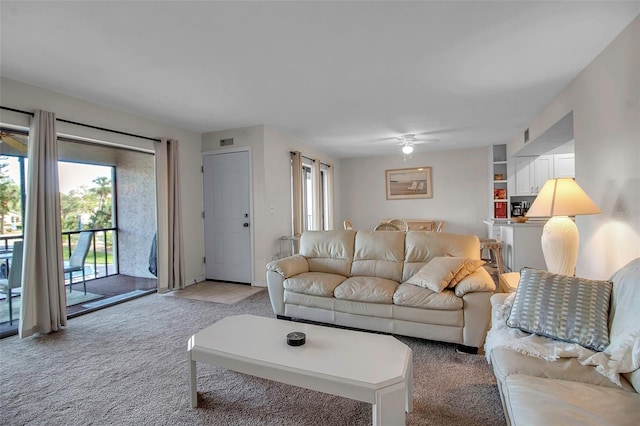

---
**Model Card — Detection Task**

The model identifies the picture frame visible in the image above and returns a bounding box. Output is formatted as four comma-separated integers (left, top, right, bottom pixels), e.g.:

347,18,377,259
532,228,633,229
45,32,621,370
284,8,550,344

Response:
385,167,433,200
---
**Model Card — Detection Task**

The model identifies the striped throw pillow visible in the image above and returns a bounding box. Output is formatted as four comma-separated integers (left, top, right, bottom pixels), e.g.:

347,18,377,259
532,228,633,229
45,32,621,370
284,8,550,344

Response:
506,268,612,351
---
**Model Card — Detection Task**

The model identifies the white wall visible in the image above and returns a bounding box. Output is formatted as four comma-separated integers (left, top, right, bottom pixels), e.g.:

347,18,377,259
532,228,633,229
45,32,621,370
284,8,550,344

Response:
263,125,339,254
337,148,489,236
0,77,205,286
201,125,338,286
506,17,640,279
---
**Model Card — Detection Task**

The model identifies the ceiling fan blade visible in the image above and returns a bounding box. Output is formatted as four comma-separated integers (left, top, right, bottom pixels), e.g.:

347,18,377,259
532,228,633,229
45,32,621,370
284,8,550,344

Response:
0,133,28,153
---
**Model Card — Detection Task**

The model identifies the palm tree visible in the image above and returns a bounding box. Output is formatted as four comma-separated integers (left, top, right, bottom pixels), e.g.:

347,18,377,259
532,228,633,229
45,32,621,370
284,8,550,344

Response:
0,162,20,234
89,177,112,229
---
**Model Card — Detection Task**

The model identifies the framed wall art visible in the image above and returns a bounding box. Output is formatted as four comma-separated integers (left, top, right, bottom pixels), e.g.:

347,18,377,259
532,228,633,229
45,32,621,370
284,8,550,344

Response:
385,167,433,200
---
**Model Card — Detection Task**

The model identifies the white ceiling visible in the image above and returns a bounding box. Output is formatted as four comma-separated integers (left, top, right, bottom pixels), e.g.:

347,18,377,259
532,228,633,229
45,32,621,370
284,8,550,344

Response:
1,1,638,158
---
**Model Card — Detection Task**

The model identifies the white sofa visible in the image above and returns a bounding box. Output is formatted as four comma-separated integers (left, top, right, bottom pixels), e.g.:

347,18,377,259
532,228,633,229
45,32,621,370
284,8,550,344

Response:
266,230,496,352
488,258,640,425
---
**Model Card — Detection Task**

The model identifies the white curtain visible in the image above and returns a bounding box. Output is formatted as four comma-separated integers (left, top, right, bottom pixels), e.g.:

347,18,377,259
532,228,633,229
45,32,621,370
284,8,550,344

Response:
154,138,184,292
291,151,303,237
19,110,66,338
322,163,334,230
311,159,322,230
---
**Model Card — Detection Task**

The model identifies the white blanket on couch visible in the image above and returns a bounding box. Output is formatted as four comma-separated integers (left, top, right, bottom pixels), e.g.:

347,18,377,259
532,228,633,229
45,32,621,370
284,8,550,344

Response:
485,293,640,387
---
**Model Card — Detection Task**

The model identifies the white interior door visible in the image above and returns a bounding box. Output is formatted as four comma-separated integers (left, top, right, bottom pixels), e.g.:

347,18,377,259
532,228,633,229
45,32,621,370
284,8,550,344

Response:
203,151,251,283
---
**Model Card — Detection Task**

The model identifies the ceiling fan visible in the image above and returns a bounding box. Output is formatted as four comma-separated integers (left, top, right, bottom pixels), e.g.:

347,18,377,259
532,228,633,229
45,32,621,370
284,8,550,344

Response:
394,133,440,155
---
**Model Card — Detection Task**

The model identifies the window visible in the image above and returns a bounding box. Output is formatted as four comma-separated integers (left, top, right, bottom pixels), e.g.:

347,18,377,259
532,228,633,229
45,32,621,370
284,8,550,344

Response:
291,151,333,234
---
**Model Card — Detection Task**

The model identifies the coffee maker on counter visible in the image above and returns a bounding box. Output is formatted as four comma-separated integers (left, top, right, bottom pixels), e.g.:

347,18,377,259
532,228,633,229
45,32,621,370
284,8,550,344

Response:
511,201,531,217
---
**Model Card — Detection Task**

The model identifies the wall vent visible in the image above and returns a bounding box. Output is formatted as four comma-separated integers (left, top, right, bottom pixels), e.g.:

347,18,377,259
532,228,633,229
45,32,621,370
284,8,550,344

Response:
220,138,234,147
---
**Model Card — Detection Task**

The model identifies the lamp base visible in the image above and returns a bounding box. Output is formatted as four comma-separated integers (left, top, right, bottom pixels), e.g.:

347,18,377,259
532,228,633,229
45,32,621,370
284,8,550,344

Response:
541,216,579,276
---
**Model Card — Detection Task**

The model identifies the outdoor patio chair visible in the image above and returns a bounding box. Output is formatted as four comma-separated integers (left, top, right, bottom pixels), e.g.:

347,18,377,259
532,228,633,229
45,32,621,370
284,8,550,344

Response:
64,232,92,295
0,241,23,326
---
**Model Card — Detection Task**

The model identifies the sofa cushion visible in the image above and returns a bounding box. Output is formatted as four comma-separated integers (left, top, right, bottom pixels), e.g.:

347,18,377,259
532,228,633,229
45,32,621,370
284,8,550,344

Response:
491,347,636,392
504,374,640,426
334,276,399,304
403,232,481,282
350,231,405,282
448,258,486,287
284,272,347,297
393,283,463,310
405,256,468,292
299,230,355,276
507,268,612,351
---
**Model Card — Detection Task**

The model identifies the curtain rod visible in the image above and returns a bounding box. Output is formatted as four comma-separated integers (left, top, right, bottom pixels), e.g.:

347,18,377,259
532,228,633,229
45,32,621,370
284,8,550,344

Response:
1,106,161,143
289,151,316,162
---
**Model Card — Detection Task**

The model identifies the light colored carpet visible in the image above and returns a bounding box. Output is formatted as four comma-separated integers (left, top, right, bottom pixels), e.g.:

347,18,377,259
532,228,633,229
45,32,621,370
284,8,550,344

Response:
166,281,264,304
0,291,506,426
0,289,102,324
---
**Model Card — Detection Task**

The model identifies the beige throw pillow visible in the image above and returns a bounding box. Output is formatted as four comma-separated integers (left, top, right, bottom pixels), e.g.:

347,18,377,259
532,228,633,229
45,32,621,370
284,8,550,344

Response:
447,259,486,288
406,257,468,292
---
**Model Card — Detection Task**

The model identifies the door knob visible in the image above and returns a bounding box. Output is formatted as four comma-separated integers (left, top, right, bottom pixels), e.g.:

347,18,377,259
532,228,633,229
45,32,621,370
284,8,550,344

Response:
243,223,250,227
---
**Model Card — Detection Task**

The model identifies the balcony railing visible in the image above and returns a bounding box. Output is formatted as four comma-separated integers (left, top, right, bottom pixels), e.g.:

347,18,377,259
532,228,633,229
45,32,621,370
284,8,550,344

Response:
63,228,118,282
0,228,118,282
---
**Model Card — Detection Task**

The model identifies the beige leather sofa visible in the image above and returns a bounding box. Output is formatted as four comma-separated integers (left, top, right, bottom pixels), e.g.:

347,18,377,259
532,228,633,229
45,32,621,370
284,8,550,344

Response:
488,258,640,425
266,230,496,352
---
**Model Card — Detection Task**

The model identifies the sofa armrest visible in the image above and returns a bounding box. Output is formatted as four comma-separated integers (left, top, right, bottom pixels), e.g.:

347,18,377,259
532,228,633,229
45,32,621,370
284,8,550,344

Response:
462,291,493,348
489,293,511,332
266,271,286,315
266,254,309,278
454,267,496,297
266,255,309,316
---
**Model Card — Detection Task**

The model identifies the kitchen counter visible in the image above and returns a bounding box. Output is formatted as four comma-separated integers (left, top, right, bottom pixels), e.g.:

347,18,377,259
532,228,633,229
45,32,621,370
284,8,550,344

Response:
483,218,547,272
501,220,545,227
499,224,546,272
483,218,546,227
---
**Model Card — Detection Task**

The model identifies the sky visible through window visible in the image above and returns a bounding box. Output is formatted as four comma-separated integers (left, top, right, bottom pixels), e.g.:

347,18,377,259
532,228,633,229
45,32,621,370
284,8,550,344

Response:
4,159,111,194
58,162,111,194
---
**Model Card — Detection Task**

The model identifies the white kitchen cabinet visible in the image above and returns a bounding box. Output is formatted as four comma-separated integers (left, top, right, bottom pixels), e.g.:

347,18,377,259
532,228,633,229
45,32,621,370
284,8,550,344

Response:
513,157,534,196
500,223,547,272
534,154,553,191
553,153,575,178
512,155,553,196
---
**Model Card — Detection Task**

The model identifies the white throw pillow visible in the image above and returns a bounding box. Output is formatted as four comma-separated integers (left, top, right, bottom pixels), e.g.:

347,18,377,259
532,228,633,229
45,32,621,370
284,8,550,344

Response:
447,259,486,288
406,257,468,292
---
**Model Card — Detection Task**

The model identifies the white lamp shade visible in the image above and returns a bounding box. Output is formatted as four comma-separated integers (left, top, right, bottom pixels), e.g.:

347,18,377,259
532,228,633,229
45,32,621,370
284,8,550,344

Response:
526,178,601,217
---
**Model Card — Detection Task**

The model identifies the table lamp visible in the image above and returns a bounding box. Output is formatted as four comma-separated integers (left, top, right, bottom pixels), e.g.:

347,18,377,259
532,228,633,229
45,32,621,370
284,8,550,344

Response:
525,178,600,276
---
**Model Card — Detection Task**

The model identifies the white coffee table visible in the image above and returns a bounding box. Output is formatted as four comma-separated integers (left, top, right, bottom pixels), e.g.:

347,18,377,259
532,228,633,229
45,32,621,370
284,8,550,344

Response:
188,314,413,425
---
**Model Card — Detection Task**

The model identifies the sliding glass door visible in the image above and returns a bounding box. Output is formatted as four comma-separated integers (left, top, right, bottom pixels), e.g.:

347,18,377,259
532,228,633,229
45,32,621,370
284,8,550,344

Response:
0,128,158,336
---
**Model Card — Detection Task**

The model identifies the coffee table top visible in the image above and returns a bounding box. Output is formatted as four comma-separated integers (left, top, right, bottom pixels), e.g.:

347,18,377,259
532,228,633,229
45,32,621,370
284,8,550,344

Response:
189,314,411,390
